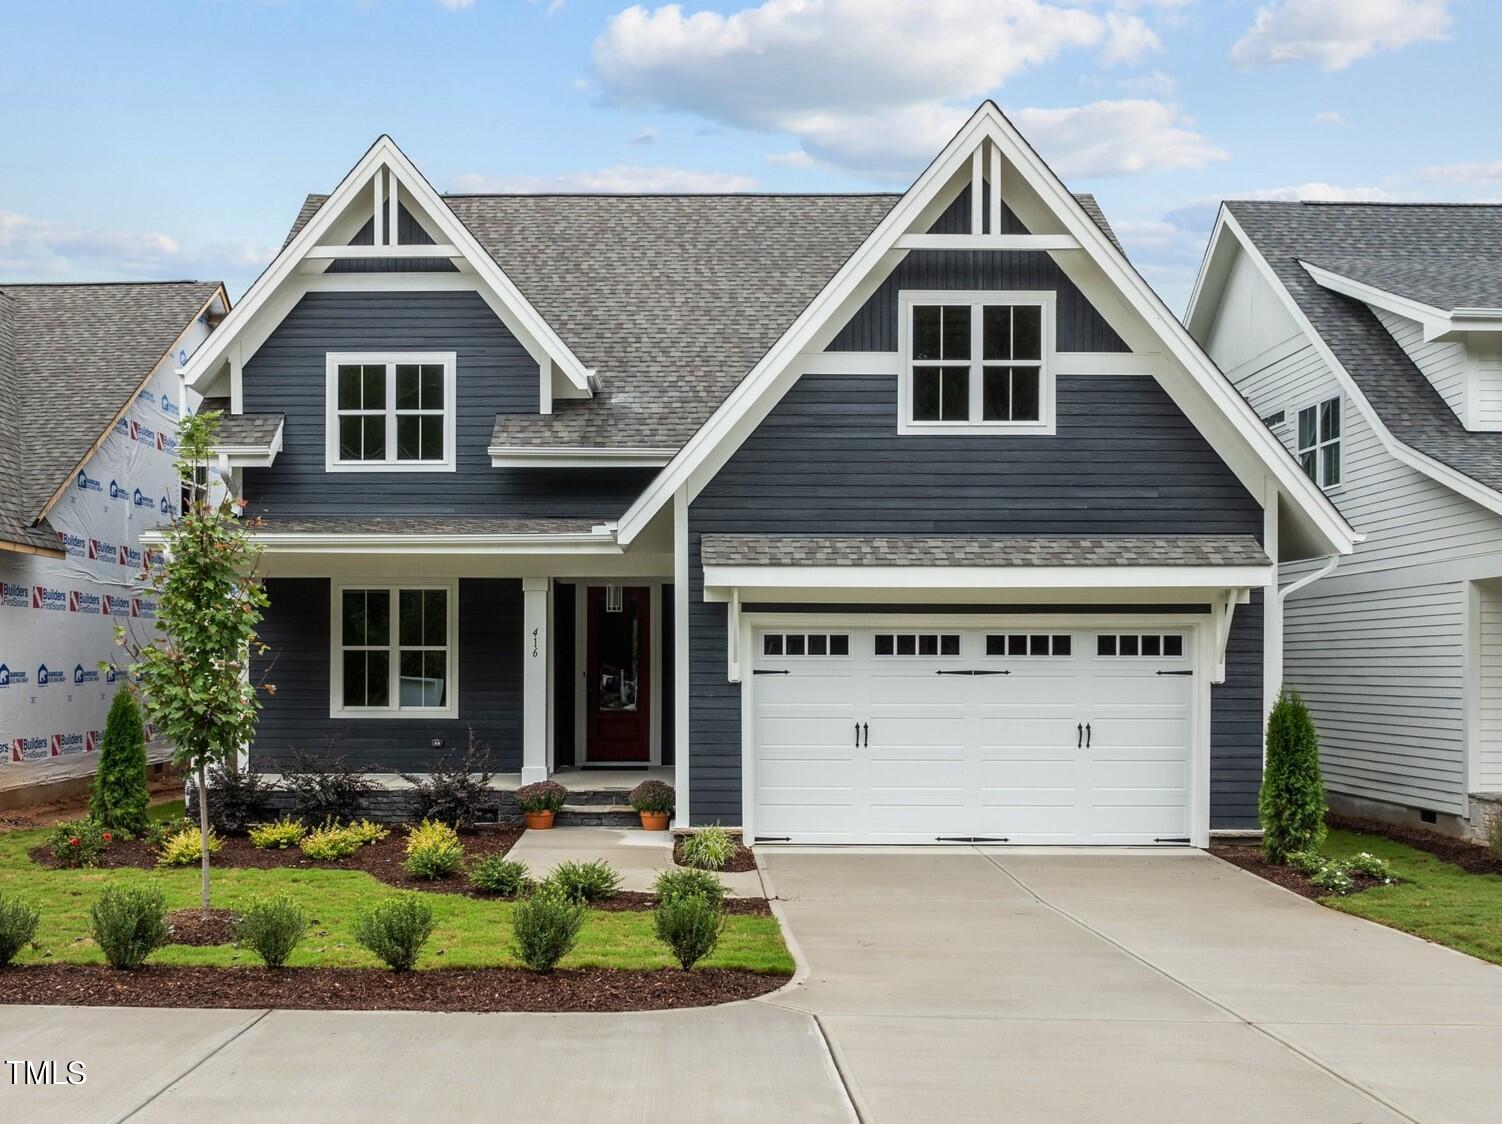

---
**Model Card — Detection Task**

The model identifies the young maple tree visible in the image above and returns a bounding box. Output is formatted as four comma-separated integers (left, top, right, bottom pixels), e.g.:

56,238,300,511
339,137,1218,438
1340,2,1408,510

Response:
116,410,269,913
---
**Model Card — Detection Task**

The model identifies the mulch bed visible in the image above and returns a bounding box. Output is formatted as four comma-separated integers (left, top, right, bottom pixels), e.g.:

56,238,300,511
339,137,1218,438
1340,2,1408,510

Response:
29,826,525,895
1211,845,1392,901
166,909,238,946
0,965,787,1012
674,839,758,874
1327,813,1502,876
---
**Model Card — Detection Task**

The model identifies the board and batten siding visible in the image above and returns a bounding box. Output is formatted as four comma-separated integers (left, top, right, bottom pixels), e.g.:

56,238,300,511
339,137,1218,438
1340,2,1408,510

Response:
249,577,523,772
1201,244,1502,813
239,290,654,521
687,366,1265,828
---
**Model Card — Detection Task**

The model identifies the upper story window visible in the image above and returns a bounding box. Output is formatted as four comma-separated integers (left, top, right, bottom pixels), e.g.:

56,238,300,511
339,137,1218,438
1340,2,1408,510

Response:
899,291,1055,435
1297,396,1341,489
324,352,457,472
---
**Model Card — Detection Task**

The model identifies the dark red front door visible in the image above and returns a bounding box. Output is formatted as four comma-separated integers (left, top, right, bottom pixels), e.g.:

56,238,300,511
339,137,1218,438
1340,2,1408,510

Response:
586,585,651,762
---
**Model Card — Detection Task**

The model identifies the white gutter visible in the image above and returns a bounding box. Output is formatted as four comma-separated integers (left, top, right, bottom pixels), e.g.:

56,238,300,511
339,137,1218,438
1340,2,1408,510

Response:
1278,553,1340,603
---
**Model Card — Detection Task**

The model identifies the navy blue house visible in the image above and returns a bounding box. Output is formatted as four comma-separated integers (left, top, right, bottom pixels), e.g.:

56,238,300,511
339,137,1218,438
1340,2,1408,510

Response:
166,104,1353,846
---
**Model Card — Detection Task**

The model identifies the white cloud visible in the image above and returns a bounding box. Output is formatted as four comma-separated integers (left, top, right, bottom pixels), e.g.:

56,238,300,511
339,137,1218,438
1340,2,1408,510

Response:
435,0,475,10
1119,68,1178,96
1313,110,1345,125
628,126,658,145
449,164,757,193
766,149,816,168
0,209,269,283
1418,159,1502,186
1100,12,1162,65
1013,100,1227,178
1230,0,1451,71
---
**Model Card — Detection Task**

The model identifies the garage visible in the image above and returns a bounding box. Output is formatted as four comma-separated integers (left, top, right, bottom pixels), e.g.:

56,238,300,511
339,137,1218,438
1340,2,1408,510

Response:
750,624,1197,845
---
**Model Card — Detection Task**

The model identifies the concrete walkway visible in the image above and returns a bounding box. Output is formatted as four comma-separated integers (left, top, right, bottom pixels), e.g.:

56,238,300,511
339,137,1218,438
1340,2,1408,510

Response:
6,849,1502,1122
507,825,765,897
760,848,1502,1124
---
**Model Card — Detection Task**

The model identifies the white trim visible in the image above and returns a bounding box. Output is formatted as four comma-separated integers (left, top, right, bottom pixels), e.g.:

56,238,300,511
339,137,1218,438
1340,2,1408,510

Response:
893,234,1080,252
897,289,1056,435
522,576,550,784
329,579,459,720
736,608,1213,848
304,244,460,260
614,102,1354,557
1465,579,1483,800
1293,393,1343,491
487,446,675,469
703,563,1273,595
568,579,668,768
323,351,457,473
1262,479,1281,742
1197,209,1502,522
1301,261,1502,342
673,488,690,829
180,135,595,396
797,349,1160,378
152,529,622,555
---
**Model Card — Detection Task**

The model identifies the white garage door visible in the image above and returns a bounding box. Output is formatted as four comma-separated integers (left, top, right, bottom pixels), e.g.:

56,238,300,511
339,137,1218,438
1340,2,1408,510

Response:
751,625,1194,845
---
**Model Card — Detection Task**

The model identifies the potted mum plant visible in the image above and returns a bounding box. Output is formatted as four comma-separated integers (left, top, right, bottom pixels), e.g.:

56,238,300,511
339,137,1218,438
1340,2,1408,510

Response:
628,779,674,831
515,780,567,830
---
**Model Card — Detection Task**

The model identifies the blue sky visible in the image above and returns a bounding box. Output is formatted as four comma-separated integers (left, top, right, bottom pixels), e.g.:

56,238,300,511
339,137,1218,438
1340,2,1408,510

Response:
2,0,1497,310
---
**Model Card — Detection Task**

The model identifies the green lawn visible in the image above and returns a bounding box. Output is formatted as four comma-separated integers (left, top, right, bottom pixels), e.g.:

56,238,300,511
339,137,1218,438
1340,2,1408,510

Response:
0,804,793,974
1319,827,1502,967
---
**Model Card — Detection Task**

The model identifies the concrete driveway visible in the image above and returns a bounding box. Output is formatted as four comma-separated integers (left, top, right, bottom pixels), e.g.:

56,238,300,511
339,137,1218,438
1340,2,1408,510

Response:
760,848,1502,1124
6,850,1502,1123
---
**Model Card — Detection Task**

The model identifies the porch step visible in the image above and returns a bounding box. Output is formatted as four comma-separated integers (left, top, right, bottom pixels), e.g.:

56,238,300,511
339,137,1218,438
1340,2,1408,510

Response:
555,803,639,828
562,788,635,807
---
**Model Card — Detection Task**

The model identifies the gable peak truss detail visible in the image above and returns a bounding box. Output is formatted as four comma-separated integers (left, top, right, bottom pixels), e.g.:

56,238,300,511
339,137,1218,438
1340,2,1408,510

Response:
180,135,596,399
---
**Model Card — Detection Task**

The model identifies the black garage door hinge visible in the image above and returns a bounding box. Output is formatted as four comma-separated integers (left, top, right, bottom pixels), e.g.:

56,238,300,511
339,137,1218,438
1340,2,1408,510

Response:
753,669,791,675
1156,669,1193,676
1154,836,1192,844
936,669,1011,676
755,836,792,843
936,835,1010,843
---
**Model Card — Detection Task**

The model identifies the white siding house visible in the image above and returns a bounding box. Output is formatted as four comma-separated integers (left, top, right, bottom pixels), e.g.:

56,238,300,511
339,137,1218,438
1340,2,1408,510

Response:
1187,202,1502,839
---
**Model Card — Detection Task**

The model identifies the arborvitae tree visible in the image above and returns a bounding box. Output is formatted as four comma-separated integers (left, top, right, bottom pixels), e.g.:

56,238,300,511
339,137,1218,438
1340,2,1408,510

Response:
1259,687,1327,862
88,689,149,835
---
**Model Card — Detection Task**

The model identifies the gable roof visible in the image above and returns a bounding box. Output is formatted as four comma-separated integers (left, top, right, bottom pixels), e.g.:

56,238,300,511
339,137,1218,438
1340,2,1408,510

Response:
1303,254,1502,313
282,189,1120,451
1219,201,1502,499
0,280,223,552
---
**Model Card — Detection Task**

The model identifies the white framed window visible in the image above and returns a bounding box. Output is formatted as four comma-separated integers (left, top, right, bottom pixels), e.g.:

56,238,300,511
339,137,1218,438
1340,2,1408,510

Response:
1096,633,1185,658
762,633,851,657
1297,396,1341,489
324,352,457,472
874,632,962,657
898,290,1056,434
330,582,459,718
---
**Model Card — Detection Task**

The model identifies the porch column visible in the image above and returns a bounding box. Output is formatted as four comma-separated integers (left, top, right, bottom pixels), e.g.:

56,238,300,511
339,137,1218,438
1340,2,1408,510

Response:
521,577,550,784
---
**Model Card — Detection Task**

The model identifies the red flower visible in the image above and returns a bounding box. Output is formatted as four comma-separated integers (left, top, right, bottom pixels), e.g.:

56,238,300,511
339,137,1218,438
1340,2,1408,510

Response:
69,838,80,847
102,832,112,842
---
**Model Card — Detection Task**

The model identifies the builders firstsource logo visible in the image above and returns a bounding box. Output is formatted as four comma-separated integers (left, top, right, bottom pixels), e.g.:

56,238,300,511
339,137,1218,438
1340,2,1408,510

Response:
11,736,51,763
58,532,87,558
69,590,102,614
102,596,129,618
88,537,118,562
157,432,178,454
0,582,29,609
131,598,157,619
52,732,86,756
129,420,156,447
85,730,101,753
31,587,67,612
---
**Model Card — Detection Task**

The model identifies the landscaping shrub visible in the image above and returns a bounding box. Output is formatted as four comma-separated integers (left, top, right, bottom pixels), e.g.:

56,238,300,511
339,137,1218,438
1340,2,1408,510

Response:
1310,860,1355,895
470,855,530,896
515,780,568,815
404,820,465,880
345,819,389,846
653,867,726,908
141,816,194,851
1259,688,1326,863
550,859,621,903
1489,813,1502,861
157,826,222,867
1347,851,1397,883
88,690,149,836
511,883,585,972
678,824,737,871
401,732,494,829
352,896,434,971
90,886,168,970
204,764,278,833
248,817,307,849
299,821,363,861
654,894,724,970
282,752,375,824
48,819,110,868
0,894,41,968
234,896,310,968
1285,849,1327,877
628,779,675,815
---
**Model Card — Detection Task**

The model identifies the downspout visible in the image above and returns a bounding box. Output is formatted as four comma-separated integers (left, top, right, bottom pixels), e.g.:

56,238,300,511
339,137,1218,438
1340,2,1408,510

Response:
1278,552,1340,604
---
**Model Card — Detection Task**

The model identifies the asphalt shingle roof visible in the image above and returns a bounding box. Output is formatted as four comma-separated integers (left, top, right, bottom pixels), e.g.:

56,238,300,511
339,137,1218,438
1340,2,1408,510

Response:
285,191,1121,452
1228,202,1502,495
0,281,221,551
249,516,603,536
1304,254,1502,312
699,534,1269,568
200,396,284,448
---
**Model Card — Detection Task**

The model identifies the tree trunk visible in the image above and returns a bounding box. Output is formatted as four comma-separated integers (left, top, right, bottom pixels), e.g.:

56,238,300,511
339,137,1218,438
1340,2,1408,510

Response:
197,759,211,915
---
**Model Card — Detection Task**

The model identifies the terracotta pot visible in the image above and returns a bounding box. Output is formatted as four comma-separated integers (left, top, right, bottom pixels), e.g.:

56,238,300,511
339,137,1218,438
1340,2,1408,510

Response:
639,810,670,831
523,810,555,830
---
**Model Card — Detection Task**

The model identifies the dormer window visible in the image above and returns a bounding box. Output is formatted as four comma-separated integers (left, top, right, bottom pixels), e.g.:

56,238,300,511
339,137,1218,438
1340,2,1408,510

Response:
325,352,456,472
899,291,1055,434
1297,396,1341,489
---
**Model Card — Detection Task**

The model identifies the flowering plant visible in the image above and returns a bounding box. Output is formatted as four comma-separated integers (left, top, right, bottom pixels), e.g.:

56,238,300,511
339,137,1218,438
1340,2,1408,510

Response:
48,819,108,868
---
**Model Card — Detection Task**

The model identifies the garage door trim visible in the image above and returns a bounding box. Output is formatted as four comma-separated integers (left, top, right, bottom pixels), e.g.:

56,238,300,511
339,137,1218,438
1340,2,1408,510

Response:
737,610,1213,848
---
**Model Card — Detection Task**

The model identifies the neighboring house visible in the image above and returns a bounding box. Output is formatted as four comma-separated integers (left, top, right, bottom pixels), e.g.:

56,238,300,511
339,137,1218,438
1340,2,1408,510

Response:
169,103,1352,847
1187,202,1502,842
0,280,228,806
